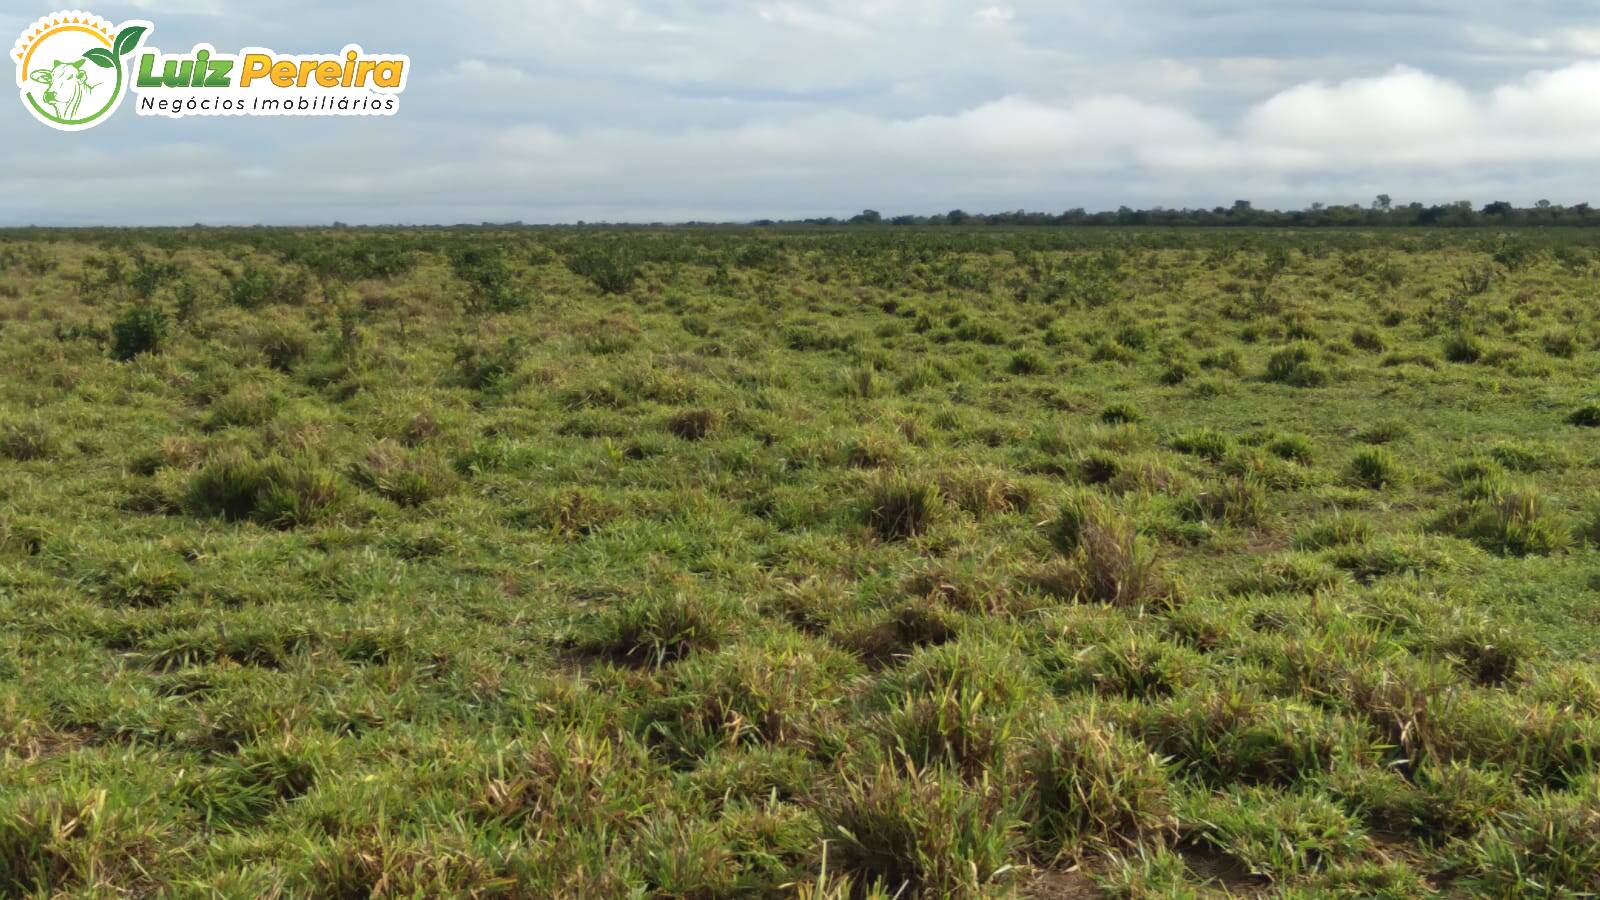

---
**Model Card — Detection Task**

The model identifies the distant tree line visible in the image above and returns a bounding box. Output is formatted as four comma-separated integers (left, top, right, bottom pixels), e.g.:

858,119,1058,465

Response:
767,198,1600,228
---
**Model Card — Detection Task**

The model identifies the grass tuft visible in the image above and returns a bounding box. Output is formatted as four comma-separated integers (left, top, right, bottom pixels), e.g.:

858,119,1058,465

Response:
865,472,942,541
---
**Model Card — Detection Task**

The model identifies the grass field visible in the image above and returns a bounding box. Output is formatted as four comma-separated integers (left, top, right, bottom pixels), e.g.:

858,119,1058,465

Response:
2,227,1599,897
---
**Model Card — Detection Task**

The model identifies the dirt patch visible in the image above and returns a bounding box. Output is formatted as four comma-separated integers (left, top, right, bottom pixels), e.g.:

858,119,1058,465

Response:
1023,868,1102,900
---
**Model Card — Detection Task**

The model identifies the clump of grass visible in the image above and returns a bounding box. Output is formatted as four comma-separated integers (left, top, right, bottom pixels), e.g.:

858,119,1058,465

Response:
937,467,1033,518
0,789,118,895
1435,623,1526,686
250,321,311,372
1581,499,1600,548
1264,342,1328,387
1356,421,1409,445
203,386,280,431
1170,428,1232,461
1346,447,1401,490
1199,346,1245,374
833,597,961,664
877,676,1025,780
1178,477,1266,527
578,593,736,667
1570,404,1600,428
1434,484,1572,557
844,431,906,469
1350,326,1386,352
1488,440,1569,474
1007,350,1047,376
842,364,882,398
1179,786,1367,879
255,460,348,529
1100,403,1143,425
1023,713,1175,856
651,632,861,758
1329,535,1454,582
821,762,1022,897
864,473,942,541
1444,331,1485,364
452,337,521,389
1158,359,1193,385
351,440,457,507
95,552,191,608
1463,777,1600,897
110,302,167,360
1135,687,1368,786
1294,514,1372,551
186,452,346,527
1401,762,1521,843
1265,432,1314,464
666,408,719,441
1541,329,1579,359
1032,500,1170,608
1039,633,1207,700
1231,554,1345,595
1072,449,1122,486
534,487,621,538
0,419,59,461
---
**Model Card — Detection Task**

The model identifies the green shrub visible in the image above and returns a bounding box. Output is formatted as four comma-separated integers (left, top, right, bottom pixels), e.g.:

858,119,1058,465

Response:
110,302,167,360
453,338,521,389
229,263,309,308
567,246,640,294
448,245,528,311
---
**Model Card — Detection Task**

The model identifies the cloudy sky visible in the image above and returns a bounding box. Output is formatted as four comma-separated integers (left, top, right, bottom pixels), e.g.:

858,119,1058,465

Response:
6,1,1600,224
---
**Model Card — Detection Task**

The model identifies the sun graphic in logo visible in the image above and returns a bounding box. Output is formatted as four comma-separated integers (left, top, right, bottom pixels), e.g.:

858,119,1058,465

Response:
13,10,150,131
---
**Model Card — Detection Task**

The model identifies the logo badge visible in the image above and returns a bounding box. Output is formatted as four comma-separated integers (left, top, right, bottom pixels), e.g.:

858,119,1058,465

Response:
13,10,150,131
15,10,408,130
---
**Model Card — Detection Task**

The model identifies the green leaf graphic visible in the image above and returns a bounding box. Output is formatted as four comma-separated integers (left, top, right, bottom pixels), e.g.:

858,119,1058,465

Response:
114,25,147,57
82,47,116,68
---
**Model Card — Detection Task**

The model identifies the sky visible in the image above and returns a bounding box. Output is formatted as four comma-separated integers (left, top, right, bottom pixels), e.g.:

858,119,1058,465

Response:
5,1,1600,224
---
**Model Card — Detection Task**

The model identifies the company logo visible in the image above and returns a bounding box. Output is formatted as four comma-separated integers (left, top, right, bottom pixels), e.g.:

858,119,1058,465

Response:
13,11,147,130
14,10,408,131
